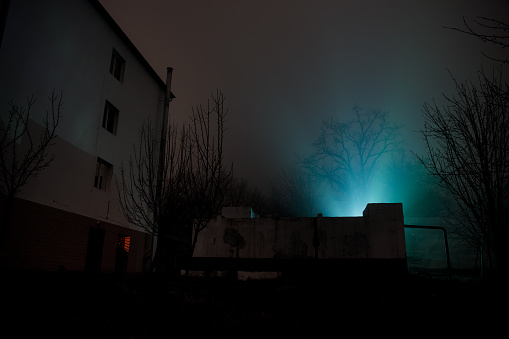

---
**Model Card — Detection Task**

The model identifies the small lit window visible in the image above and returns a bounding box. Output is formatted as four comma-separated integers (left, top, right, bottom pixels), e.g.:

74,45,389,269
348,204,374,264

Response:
118,235,130,253
94,157,113,191
102,100,119,135
109,48,125,82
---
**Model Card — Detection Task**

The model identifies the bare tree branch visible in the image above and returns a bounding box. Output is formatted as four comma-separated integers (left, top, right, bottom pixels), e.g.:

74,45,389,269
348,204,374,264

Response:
267,166,320,217
444,16,509,63
301,106,402,208
186,90,233,255
0,91,62,198
116,90,233,271
116,119,189,236
414,67,509,271
0,90,62,240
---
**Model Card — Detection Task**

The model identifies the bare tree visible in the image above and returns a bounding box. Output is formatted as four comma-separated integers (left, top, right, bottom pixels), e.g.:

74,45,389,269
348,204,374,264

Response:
301,106,402,211
267,166,321,217
186,90,233,255
117,119,189,235
224,177,271,216
415,68,509,273
0,91,62,238
446,16,509,63
116,119,190,271
117,90,232,271
377,150,452,218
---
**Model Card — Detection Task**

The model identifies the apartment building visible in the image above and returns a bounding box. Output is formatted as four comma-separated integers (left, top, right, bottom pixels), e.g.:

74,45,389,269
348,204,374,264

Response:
0,0,173,272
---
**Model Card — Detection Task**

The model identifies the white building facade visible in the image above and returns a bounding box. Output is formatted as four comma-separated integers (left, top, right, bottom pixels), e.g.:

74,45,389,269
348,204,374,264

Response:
0,0,172,272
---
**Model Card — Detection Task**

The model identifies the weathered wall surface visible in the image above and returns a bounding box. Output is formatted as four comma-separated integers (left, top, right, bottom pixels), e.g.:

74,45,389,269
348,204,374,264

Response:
0,196,151,273
0,0,165,230
0,0,163,272
194,203,406,261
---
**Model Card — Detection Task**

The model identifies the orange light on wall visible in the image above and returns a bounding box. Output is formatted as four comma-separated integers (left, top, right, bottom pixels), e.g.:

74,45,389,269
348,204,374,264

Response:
118,236,130,253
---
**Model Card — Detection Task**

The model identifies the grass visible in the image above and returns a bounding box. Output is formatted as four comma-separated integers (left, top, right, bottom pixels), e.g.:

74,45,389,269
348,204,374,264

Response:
1,270,506,338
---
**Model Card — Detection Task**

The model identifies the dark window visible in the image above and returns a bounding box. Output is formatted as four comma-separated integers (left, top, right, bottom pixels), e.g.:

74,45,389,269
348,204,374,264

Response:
109,48,125,82
85,227,105,273
102,100,119,135
94,157,112,191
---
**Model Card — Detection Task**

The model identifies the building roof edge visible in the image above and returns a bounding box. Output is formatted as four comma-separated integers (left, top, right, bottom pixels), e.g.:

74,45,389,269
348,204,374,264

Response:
89,0,171,93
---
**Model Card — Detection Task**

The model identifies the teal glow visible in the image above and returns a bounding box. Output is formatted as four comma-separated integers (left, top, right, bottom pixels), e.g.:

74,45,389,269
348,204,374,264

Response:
313,154,447,218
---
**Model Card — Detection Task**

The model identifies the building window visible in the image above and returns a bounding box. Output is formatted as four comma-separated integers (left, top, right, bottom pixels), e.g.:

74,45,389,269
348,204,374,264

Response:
115,234,130,273
94,157,112,191
118,235,131,253
102,100,119,135
109,48,125,82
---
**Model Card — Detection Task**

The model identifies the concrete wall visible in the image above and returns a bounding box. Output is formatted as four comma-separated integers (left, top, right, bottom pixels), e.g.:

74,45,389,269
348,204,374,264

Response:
194,203,407,261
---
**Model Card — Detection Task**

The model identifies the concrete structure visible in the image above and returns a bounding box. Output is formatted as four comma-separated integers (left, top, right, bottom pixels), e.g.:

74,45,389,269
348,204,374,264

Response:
189,203,407,278
0,0,173,272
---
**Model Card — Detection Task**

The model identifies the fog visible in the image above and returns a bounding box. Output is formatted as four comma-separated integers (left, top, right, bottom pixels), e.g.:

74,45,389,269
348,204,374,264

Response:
99,0,508,216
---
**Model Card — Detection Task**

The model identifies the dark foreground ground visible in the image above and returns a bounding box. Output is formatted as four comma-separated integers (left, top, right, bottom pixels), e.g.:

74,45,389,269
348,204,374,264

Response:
1,270,507,338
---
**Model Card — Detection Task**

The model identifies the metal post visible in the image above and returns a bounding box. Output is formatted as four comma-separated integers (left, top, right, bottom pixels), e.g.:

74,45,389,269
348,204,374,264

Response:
404,225,452,279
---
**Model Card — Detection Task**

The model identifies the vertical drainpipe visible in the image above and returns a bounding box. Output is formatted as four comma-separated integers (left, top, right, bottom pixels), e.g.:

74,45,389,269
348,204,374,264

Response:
160,67,173,150
153,67,173,271
156,67,173,207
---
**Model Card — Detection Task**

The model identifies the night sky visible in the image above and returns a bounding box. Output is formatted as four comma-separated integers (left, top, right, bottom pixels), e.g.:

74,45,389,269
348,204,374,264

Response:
98,0,508,194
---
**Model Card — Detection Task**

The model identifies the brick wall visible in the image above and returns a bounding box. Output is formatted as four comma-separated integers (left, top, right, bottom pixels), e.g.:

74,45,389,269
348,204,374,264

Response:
0,196,152,272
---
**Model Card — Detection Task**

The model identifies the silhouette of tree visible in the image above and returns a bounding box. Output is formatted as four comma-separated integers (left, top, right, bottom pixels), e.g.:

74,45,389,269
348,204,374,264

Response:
224,177,271,216
186,90,233,256
301,106,402,211
117,90,232,272
414,68,509,273
117,117,190,272
0,91,62,240
446,16,509,64
379,151,449,219
267,166,321,217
